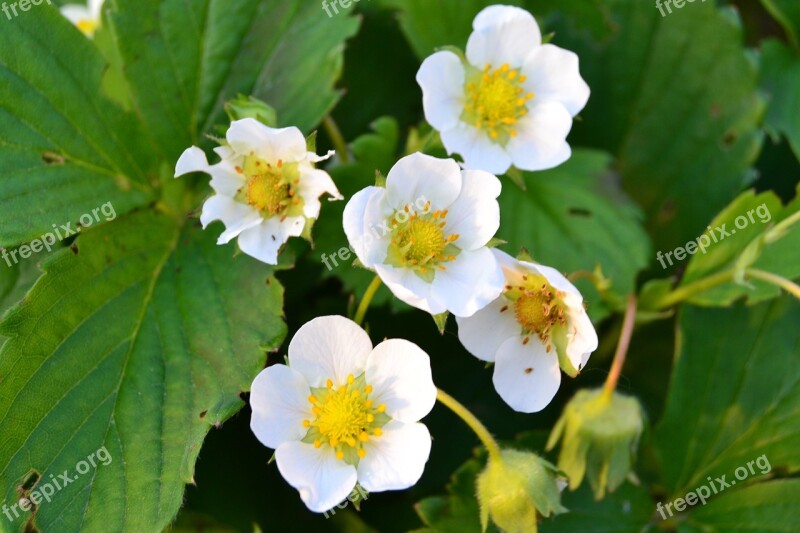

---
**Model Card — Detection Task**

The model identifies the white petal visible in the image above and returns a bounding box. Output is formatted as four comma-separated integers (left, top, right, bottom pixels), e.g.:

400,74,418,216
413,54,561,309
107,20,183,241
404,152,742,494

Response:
366,339,436,423
444,169,501,250
456,296,520,362
207,163,247,197
298,166,342,219
250,365,313,450
493,337,561,413
357,421,432,493
175,146,209,177
175,146,245,196
525,262,583,300
213,145,236,160
236,216,303,264
506,101,573,172
308,150,336,163
227,119,307,163
566,308,598,371
417,51,466,131
343,187,391,268
429,248,505,318
440,124,512,175
373,264,446,315
275,441,357,513
466,5,542,68
200,195,262,244
385,153,462,210
60,5,92,25
288,316,373,387
89,0,105,18
522,44,590,116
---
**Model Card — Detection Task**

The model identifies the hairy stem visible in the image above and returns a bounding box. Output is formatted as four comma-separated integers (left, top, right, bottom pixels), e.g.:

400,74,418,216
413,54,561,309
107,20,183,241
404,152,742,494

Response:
436,388,502,462
602,294,637,401
354,275,382,326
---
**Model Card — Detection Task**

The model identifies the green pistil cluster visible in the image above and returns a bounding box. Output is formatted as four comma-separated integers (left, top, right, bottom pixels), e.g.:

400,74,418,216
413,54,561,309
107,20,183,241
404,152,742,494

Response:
385,203,461,282
235,152,305,219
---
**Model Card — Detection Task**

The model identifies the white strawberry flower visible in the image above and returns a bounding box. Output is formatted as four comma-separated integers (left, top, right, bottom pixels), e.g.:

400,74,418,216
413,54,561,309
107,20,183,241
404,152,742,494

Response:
61,0,104,37
456,250,598,413
175,118,341,265
250,316,437,513
343,152,505,317
416,5,590,175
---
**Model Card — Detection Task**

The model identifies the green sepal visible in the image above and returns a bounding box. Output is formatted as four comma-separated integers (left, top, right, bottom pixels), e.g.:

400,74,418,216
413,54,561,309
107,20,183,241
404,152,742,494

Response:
432,312,449,335
224,94,278,127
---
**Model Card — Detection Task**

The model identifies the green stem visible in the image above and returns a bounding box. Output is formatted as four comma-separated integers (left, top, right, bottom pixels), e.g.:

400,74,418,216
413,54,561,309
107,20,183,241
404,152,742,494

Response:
436,388,502,462
354,275,382,326
323,116,349,164
651,270,735,310
602,294,637,401
746,268,800,301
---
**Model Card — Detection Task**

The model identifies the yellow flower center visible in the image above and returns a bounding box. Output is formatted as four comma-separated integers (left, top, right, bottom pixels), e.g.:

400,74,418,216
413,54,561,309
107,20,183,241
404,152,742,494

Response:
235,153,302,219
397,218,447,263
505,274,566,347
302,374,388,463
77,19,99,37
463,63,534,144
385,202,461,282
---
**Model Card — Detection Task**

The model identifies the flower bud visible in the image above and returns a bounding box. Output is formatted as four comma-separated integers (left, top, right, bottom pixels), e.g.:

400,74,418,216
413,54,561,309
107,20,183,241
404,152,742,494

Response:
477,450,567,533
546,388,644,499
224,94,277,127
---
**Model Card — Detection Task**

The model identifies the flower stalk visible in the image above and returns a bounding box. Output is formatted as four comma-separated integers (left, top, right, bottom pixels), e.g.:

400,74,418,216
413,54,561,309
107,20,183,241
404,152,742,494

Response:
354,275,383,326
602,294,637,401
323,116,349,164
436,388,502,462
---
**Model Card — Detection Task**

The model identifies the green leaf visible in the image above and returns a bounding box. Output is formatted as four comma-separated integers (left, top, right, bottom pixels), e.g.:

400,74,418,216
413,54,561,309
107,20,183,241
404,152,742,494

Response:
0,211,286,532
761,0,800,48
540,483,652,533
0,6,156,247
378,0,523,60
497,150,651,321
109,0,359,161
677,480,800,533
655,297,800,497
677,186,800,306
378,0,610,60
578,1,764,253
760,39,800,161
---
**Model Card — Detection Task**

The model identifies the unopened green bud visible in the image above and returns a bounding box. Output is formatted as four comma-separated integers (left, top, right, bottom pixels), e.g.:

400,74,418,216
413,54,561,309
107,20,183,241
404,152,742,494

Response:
546,388,644,500
225,94,277,127
477,450,567,533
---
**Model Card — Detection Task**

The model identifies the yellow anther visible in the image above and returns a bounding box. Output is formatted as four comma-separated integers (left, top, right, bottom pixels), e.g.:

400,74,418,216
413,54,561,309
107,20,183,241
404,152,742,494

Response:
373,428,383,437
358,448,366,458
336,451,345,460
308,395,318,404
377,404,387,413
